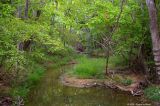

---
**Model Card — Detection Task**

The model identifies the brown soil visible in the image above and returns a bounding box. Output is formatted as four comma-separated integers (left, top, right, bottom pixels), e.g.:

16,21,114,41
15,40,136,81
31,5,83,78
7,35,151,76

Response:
61,71,148,96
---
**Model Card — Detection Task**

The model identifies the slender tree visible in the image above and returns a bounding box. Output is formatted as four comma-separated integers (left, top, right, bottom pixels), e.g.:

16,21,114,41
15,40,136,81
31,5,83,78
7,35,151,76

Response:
146,0,160,83
24,0,29,19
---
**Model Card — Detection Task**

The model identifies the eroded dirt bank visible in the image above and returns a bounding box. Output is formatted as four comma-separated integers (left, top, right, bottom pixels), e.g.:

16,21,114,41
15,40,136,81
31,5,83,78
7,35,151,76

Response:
61,72,148,96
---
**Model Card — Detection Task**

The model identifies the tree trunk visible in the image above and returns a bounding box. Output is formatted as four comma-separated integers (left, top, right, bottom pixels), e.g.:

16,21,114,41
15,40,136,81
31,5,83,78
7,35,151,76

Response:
105,47,109,75
146,0,160,83
17,6,22,18
24,0,29,19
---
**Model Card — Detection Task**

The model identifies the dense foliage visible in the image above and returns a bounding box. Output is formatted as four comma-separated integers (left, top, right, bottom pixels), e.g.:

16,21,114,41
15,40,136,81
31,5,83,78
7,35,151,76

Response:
0,0,160,103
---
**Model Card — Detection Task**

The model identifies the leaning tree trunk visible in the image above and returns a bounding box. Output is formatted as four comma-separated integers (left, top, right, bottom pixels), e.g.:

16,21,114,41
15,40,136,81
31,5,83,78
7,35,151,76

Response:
146,0,160,83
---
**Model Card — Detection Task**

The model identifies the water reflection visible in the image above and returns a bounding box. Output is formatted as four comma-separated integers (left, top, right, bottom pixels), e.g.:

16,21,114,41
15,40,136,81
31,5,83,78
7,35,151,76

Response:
26,66,152,106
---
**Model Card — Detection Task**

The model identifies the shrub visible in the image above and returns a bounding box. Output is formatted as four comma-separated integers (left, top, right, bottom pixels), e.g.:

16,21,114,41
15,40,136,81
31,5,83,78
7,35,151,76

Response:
27,65,45,86
45,55,75,68
11,64,45,98
108,55,128,69
144,86,160,102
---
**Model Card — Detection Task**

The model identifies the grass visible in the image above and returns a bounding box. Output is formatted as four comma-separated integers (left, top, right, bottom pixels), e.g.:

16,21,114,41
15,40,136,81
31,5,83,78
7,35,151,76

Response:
69,56,106,79
144,86,160,102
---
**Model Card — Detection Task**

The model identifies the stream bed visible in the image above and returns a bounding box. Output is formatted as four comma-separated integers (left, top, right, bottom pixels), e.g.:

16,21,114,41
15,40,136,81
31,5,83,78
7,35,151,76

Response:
26,65,152,106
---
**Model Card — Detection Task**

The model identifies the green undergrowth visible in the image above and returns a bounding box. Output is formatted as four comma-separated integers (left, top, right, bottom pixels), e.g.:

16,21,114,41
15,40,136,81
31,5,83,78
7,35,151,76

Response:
108,55,128,70
45,54,77,68
121,79,132,86
144,86,160,102
11,64,45,99
112,75,133,86
10,54,76,100
68,56,106,79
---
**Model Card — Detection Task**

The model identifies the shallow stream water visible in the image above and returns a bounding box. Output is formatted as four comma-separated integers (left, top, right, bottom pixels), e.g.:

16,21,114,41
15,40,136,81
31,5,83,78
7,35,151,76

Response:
26,65,152,106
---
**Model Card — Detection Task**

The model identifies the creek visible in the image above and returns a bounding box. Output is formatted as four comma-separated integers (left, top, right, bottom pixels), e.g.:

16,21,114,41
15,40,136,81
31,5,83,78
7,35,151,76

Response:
26,65,152,106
